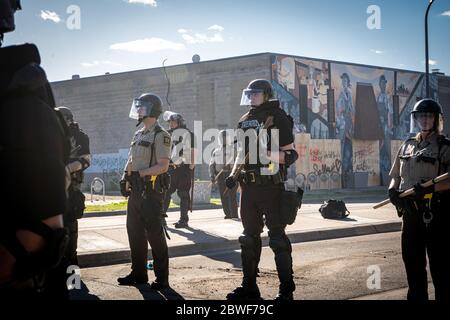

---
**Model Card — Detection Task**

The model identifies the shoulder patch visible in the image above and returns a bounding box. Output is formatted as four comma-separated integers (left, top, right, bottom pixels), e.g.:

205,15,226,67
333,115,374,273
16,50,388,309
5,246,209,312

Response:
163,135,171,147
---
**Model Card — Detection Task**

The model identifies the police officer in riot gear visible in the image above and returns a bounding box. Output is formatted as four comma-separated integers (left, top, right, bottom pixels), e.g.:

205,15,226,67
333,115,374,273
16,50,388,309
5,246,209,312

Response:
209,130,239,219
1,0,70,298
162,111,195,229
225,79,299,300
55,106,91,266
389,99,450,301
118,93,172,290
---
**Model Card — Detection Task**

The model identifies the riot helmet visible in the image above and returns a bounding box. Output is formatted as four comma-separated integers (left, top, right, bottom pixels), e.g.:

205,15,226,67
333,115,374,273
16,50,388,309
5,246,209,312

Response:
55,106,74,125
129,93,163,121
163,110,185,128
240,79,274,106
410,99,444,134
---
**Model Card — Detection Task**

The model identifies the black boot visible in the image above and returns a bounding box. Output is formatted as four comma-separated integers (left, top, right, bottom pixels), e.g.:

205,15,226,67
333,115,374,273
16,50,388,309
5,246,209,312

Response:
174,220,189,228
150,280,169,290
117,273,148,286
226,286,261,300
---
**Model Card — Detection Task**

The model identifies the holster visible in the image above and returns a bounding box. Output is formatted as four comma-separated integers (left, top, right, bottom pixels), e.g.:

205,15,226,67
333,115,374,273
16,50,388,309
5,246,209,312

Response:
66,188,86,221
128,172,145,194
141,192,164,231
279,188,304,225
155,172,171,193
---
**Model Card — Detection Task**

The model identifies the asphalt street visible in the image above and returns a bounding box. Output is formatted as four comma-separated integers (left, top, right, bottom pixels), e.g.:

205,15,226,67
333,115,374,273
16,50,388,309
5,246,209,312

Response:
69,231,435,300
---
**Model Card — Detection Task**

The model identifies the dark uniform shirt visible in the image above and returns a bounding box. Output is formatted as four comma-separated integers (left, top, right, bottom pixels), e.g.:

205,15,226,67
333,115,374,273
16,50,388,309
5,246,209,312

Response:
1,44,67,222
237,100,294,171
68,123,90,188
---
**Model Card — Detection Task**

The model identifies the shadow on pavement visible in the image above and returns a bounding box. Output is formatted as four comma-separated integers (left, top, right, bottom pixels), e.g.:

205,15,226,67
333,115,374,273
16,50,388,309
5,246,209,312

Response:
136,284,185,300
167,225,242,269
69,280,101,300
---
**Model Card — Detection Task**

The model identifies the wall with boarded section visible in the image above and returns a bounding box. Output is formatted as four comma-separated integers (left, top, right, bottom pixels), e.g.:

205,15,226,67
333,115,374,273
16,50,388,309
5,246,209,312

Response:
294,134,402,189
295,134,342,190
352,140,380,186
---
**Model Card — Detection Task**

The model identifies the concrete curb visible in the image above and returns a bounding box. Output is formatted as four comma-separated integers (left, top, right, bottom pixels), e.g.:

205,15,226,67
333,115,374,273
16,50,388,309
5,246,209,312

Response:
78,220,402,268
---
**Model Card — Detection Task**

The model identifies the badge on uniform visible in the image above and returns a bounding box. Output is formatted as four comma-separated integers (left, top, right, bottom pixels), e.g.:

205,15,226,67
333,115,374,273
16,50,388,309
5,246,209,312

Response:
164,136,171,146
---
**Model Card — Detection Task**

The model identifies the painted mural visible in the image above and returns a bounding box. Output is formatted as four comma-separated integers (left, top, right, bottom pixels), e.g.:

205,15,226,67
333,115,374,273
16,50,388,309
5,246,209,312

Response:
272,54,440,188
272,55,330,138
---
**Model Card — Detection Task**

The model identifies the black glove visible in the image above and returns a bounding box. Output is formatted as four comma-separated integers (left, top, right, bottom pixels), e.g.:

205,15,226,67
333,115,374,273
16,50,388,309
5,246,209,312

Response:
225,175,236,189
413,183,435,199
120,179,131,197
388,188,405,208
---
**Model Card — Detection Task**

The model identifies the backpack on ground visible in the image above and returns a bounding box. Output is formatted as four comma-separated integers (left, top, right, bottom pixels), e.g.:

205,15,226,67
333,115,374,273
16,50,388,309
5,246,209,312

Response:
319,199,350,219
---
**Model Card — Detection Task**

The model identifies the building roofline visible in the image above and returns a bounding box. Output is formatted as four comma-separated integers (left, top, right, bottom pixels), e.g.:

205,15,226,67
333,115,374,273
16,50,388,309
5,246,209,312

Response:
51,51,444,85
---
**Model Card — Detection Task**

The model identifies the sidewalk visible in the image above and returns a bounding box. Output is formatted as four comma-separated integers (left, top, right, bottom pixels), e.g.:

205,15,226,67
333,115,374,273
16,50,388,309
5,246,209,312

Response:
77,199,401,268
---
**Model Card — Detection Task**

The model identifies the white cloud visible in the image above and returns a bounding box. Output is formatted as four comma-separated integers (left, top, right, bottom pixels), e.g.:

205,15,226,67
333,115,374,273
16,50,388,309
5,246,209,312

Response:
208,25,224,32
127,0,157,7
110,38,186,53
181,31,224,44
441,11,450,16
40,10,61,23
422,59,438,66
370,49,384,54
179,25,225,45
81,60,126,68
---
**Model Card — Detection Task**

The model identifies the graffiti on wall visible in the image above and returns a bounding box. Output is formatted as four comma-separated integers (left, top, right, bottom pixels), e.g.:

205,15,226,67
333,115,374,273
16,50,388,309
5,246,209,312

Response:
86,149,129,174
352,140,380,186
295,134,342,190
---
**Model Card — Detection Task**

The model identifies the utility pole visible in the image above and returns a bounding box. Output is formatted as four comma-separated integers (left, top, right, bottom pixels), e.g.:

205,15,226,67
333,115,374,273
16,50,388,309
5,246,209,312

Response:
425,0,435,98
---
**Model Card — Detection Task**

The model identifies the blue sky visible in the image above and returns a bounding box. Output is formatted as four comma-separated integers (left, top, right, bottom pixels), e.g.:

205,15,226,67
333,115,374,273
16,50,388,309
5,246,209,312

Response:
4,0,450,82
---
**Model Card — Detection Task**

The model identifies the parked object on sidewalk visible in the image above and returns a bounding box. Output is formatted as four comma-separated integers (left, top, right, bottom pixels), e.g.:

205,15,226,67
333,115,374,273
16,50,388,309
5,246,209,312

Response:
319,199,350,219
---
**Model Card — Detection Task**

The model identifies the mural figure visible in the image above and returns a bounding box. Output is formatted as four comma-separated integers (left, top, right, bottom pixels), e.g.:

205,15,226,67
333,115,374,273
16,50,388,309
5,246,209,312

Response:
336,72,354,185
377,75,393,184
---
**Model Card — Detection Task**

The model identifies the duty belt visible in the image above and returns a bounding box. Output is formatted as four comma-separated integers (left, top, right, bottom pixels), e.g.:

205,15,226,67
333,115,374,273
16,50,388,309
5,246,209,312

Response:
169,163,185,169
129,172,156,192
240,170,282,185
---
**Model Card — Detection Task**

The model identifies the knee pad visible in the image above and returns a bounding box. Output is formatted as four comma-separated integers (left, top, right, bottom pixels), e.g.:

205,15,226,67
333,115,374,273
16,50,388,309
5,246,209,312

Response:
238,234,260,250
268,232,291,253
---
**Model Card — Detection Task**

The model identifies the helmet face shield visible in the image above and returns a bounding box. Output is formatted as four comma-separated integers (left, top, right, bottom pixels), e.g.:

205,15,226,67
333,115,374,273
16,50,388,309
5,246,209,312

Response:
129,98,156,120
410,112,441,134
163,111,177,122
240,89,264,106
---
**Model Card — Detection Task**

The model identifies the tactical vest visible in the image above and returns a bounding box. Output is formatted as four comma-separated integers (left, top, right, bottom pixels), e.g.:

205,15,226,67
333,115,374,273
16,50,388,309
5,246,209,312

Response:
238,101,294,176
398,134,450,190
